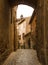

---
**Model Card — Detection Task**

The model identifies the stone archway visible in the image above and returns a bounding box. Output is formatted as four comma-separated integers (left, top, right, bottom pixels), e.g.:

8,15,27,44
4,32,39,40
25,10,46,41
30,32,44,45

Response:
8,0,37,51
8,0,48,65
8,0,37,8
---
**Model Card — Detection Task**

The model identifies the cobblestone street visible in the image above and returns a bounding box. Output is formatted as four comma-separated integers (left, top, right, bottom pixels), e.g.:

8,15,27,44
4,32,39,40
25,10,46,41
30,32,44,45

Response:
3,49,42,65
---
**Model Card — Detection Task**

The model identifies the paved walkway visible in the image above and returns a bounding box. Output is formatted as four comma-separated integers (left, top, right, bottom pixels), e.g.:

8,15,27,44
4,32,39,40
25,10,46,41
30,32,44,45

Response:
3,49,42,65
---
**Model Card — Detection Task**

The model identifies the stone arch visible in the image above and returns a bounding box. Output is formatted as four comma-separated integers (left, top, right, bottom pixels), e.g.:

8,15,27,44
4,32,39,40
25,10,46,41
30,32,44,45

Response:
8,0,37,9
8,0,48,65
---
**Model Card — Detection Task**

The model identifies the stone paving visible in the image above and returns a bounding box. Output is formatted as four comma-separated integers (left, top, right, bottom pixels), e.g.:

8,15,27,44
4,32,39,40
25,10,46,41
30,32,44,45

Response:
3,49,42,65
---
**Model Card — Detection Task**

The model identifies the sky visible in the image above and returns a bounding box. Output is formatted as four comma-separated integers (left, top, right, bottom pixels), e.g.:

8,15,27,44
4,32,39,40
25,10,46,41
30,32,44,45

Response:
17,4,34,19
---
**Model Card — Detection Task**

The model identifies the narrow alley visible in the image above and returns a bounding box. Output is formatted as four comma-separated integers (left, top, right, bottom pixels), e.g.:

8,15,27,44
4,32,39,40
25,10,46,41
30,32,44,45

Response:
0,0,48,65
3,49,41,65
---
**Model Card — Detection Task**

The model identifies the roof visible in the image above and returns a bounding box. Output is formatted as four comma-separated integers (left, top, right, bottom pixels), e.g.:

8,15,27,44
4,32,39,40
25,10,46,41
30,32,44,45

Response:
18,18,25,25
17,16,31,25
24,32,31,37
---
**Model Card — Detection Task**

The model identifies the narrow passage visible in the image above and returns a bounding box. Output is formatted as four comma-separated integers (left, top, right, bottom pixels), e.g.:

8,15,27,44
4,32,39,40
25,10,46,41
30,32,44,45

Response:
3,49,42,65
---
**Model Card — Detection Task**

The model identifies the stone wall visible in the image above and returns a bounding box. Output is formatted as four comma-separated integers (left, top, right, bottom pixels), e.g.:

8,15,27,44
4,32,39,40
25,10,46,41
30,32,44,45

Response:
36,0,48,65
24,33,31,49
45,0,48,65
31,15,36,49
0,1,18,65
12,6,18,50
0,0,12,65
9,6,18,51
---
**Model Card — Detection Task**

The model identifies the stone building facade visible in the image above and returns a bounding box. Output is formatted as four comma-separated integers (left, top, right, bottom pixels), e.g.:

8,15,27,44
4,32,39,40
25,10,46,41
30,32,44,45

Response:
17,17,31,48
36,0,48,65
0,0,11,65
0,1,17,65
29,11,36,49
